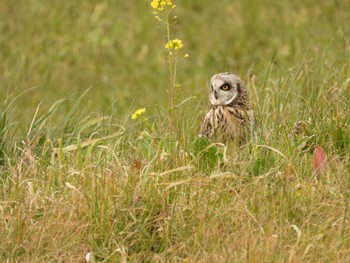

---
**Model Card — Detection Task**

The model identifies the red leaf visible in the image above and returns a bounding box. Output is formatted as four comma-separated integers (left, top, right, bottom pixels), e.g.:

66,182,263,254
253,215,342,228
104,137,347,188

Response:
313,145,327,173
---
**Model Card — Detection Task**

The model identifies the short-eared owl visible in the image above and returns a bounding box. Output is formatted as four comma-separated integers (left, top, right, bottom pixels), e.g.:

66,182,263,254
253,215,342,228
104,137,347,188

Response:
199,72,256,143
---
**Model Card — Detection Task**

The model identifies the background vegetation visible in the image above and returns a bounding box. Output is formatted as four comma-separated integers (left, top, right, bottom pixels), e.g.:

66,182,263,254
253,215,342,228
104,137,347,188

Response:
1,0,350,261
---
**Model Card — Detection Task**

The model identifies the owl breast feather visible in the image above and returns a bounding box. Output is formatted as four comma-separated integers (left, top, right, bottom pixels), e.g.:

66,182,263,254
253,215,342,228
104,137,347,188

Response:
199,105,254,143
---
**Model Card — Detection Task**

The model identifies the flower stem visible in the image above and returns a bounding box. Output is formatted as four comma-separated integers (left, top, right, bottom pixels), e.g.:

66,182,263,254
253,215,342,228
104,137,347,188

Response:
166,13,175,139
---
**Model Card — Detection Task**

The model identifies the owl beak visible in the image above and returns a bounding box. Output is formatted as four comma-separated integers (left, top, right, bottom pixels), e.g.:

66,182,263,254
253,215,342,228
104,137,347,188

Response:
210,94,218,105
214,91,218,99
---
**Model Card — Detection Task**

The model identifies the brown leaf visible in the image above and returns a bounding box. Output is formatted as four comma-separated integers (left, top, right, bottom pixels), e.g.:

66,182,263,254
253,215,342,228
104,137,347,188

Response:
313,145,327,174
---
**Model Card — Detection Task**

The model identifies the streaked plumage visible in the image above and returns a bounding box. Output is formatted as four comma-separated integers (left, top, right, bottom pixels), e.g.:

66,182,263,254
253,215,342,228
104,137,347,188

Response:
199,72,256,143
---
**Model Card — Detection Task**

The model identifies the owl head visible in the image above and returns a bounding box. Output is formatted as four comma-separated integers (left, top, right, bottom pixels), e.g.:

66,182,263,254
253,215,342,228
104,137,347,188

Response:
209,72,248,107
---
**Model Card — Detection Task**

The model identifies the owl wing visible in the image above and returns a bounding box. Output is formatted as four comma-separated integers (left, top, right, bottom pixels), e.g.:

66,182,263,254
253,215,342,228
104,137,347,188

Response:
199,111,213,138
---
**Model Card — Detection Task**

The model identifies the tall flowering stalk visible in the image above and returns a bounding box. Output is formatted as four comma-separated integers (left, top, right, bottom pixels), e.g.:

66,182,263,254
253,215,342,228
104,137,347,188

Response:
150,0,188,138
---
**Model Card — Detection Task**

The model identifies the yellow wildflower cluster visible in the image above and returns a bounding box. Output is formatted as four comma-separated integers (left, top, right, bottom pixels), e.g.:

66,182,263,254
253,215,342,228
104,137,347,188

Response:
131,108,146,120
165,39,183,51
151,0,175,11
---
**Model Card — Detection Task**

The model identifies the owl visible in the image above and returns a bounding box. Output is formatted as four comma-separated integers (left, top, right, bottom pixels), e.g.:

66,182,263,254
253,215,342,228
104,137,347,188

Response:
199,72,256,143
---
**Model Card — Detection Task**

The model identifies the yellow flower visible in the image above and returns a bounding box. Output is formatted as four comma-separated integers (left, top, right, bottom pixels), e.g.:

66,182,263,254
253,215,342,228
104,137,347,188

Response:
165,39,183,51
184,53,189,58
131,108,146,120
151,0,173,11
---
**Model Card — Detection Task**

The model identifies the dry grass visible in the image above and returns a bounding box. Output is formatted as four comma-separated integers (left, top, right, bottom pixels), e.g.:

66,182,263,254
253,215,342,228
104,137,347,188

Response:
1,0,350,262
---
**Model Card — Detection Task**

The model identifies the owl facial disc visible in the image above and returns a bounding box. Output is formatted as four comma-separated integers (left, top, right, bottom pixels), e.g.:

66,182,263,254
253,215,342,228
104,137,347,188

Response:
209,76,238,106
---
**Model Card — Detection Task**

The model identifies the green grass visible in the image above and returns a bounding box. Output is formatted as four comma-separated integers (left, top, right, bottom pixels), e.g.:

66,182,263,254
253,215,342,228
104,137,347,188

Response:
1,0,350,261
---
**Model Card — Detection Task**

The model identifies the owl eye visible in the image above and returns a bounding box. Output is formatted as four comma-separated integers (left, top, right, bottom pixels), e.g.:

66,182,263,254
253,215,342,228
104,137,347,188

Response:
221,84,230,91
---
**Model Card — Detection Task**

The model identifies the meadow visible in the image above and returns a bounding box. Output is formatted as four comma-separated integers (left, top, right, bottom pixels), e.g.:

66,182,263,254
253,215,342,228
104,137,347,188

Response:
1,0,350,262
